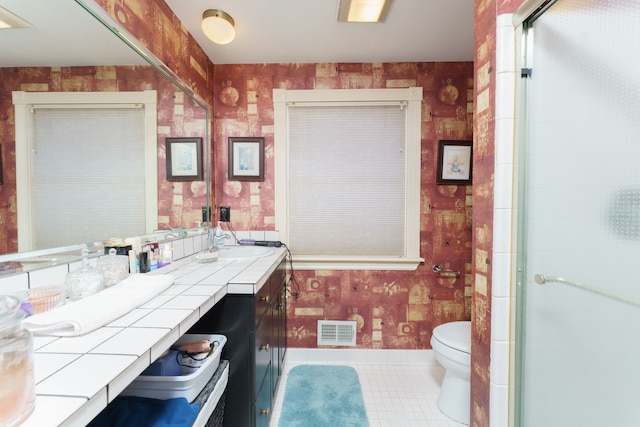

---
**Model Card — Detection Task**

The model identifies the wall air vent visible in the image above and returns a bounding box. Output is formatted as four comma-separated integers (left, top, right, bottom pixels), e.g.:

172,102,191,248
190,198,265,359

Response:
317,320,357,346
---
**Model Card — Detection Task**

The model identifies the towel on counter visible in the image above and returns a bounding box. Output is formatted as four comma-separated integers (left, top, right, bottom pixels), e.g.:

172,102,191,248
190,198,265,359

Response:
23,273,174,336
87,396,201,427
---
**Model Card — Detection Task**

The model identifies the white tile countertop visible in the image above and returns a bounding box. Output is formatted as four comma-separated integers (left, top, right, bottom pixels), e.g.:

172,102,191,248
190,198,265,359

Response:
20,247,287,427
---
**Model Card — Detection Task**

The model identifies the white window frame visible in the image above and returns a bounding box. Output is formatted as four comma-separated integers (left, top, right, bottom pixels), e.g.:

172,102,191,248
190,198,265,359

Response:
274,87,424,270
12,90,158,252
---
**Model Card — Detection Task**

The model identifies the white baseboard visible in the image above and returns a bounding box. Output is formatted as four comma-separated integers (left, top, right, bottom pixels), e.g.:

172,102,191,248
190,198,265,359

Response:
284,348,438,366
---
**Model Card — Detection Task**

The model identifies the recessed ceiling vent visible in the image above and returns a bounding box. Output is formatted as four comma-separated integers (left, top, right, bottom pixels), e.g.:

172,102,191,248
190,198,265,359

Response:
317,320,357,346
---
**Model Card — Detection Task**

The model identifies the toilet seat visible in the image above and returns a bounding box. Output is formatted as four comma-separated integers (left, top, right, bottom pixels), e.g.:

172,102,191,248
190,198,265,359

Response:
432,321,471,354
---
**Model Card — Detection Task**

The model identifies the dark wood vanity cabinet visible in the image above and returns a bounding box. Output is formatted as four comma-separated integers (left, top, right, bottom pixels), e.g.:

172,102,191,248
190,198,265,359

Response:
190,257,288,427
274,279,288,391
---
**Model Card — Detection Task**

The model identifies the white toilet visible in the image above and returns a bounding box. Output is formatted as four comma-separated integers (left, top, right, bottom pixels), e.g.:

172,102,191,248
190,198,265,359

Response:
431,320,471,425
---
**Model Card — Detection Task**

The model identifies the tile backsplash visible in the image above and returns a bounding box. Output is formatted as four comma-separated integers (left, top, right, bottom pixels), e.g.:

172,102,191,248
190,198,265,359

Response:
0,230,278,294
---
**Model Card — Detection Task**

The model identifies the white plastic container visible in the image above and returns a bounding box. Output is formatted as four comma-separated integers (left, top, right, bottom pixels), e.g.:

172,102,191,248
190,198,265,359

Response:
121,334,226,402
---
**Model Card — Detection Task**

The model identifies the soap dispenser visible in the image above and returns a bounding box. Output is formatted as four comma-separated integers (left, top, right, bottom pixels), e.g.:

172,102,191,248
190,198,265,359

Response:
207,221,229,251
213,221,225,249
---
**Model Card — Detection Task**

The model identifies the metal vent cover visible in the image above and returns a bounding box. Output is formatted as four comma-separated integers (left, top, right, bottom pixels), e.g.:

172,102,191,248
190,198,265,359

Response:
317,320,357,346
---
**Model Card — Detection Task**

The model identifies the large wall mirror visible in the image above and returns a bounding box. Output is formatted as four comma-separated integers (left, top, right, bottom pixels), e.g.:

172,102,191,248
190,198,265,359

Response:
0,0,211,260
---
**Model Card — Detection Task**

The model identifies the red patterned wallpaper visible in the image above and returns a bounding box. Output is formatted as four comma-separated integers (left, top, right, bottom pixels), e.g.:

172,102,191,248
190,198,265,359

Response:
0,66,208,254
471,0,497,422
213,62,474,349
95,0,214,102
471,0,524,425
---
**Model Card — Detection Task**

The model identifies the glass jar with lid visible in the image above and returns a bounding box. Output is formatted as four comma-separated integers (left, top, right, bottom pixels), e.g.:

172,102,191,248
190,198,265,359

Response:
0,295,35,426
65,248,105,301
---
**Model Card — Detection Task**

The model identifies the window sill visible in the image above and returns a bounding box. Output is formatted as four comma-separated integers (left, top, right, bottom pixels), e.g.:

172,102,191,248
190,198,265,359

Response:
290,255,424,271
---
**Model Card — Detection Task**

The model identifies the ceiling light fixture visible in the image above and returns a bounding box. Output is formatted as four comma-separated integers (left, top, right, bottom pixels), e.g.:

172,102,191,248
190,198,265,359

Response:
0,6,31,30
336,0,394,23
201,9,235,44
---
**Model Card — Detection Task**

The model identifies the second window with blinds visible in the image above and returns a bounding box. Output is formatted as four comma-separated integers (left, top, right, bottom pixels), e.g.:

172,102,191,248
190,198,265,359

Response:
274,88,424,270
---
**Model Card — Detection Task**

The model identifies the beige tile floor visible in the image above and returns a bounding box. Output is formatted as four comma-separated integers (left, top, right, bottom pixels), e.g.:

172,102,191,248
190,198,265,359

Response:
269,363,467,427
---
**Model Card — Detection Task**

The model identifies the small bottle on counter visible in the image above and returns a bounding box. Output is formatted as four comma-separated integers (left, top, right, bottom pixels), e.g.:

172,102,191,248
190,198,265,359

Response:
158,243,172,269
139,250,150,273
128,250,138,273
150,248,159,271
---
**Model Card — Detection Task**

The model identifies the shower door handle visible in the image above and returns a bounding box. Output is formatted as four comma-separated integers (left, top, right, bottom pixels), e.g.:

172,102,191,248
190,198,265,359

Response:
533,273,640,307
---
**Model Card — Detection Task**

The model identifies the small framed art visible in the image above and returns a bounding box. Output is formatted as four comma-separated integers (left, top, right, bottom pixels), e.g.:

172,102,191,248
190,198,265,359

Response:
228,137,264,181
436,140,473,185
166,137,203,181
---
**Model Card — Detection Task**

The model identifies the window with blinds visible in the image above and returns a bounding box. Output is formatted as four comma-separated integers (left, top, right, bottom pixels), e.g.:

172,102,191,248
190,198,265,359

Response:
288,105,405,256
30,107,146,249
12,90,158,251
273,88,424,270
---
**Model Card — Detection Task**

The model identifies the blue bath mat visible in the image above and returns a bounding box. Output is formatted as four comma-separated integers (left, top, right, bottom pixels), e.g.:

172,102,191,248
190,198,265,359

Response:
279,365,369,427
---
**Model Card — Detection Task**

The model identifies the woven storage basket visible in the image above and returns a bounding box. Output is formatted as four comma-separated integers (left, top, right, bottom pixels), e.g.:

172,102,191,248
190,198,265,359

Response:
205,393,225,427
192,359,228,427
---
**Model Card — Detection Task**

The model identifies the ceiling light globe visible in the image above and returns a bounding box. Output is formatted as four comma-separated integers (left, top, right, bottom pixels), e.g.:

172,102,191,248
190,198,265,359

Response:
201,9,235,44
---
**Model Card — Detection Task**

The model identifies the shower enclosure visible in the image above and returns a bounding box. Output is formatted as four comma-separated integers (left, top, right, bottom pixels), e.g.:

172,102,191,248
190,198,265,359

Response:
514,0,640,426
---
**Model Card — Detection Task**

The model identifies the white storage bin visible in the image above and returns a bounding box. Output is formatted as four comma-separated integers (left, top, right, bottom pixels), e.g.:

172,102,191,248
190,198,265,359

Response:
121,334,226,402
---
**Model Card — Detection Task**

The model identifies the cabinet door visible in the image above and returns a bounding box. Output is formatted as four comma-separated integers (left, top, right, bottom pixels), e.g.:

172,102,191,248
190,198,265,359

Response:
278,283,287,373
254,310,272,399
270,291,280,397
254,364,272,427
271,278,288,397
255,280,271,323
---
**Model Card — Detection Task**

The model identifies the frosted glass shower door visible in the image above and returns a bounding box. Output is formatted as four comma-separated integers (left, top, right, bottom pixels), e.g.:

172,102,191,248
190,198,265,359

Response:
517,1,640,426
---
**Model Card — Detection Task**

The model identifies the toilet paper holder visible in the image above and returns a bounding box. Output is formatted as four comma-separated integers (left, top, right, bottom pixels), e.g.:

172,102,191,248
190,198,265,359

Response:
432,264,460,277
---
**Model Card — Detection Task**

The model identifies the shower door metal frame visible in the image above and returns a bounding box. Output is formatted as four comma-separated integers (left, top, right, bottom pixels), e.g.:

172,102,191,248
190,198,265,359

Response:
514,1,563,425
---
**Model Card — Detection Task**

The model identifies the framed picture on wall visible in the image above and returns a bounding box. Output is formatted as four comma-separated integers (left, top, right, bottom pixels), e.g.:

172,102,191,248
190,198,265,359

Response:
228,137,264,181
436,140,473,185
166,137,203,181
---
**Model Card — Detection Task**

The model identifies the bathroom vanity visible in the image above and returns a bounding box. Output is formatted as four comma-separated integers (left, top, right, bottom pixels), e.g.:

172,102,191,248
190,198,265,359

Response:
15,239,288,427
189,257,288,427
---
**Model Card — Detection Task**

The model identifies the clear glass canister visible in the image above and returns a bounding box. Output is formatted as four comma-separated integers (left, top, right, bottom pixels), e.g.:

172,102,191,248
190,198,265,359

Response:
0,295,35,426
65,249,104,301
98,248,129,287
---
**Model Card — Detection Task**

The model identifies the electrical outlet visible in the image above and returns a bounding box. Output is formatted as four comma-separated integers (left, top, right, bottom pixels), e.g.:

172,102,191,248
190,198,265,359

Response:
220,206,231,222
201,206,211,223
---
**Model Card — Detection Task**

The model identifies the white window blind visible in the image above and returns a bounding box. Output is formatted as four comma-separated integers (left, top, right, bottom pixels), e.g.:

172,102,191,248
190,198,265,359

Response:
274,87,424,270
288,105,405,256
30,107,146,248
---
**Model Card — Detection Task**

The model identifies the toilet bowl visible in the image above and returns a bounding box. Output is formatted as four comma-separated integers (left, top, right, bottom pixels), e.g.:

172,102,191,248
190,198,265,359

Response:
431,321,471,425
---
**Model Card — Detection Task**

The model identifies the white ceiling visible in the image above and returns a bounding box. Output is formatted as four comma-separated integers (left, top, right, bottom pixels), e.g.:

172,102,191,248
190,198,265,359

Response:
0,0,145,67
164,0,475,64
0,0,474,68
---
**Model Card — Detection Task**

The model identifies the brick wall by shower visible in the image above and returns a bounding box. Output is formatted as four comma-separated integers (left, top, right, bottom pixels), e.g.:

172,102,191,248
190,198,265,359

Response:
213,62,474,350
